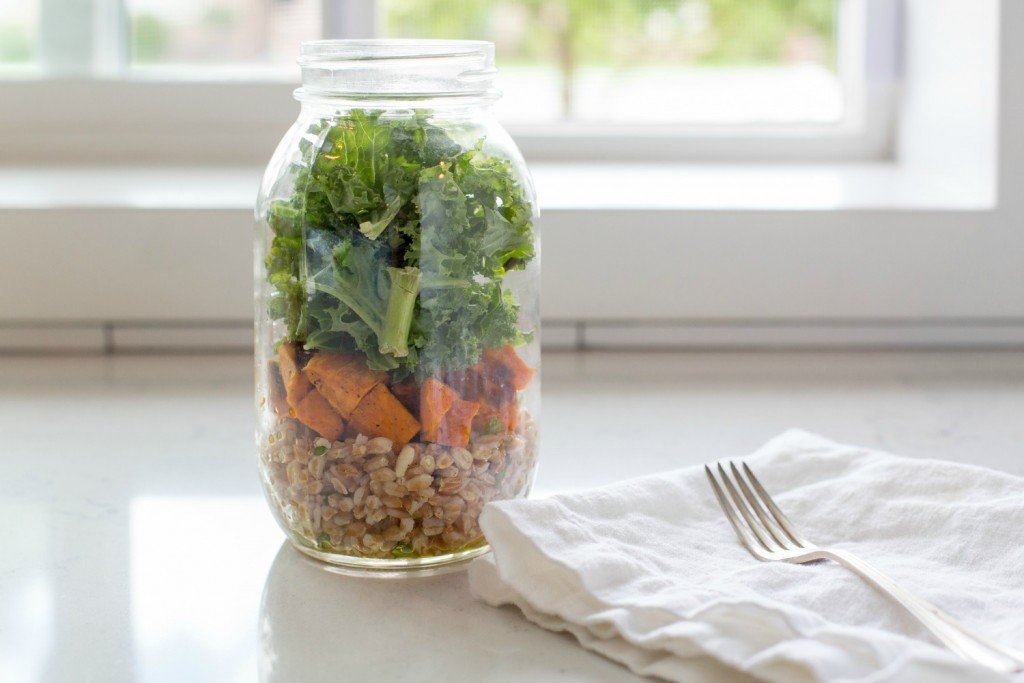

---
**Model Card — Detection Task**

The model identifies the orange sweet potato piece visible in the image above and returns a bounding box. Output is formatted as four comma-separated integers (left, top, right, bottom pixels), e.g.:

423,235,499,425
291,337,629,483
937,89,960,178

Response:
420,377,459,439
472,401,519,434
499,402,519,432
391,378,420,416
278,342,312,407
267,362,290,416
305,352,387,419
347,384,421,448
434,399,482,448
471,403,494,433
483,345,535,391
292,388,345,441
445,365,515,406
441,367,480,399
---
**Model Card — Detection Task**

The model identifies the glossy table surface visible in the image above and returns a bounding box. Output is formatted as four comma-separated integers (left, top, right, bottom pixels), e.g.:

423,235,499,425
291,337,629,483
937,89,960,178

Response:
2,351,1023,683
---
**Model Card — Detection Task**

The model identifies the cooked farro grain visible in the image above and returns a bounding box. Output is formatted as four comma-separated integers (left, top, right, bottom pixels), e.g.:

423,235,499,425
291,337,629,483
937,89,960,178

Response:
394,446,415,478
452,447,473,470
405,473,434,491
382,481,406,498
370,467,397,482
259,408,537,560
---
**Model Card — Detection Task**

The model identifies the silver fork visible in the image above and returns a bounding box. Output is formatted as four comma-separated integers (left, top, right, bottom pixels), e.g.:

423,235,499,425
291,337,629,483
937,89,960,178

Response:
705,460,1024,674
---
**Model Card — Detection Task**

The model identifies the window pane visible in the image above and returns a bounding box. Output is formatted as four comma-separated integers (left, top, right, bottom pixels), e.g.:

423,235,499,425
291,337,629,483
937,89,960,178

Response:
128,0,320,69
381,0,841,125
0,1,37,64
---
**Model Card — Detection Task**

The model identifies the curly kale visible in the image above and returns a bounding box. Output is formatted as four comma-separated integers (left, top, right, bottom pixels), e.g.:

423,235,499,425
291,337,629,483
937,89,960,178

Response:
264,110,535,379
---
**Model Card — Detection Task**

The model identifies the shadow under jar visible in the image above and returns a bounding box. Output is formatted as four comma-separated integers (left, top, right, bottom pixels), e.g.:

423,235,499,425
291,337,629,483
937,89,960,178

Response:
255,40,540,572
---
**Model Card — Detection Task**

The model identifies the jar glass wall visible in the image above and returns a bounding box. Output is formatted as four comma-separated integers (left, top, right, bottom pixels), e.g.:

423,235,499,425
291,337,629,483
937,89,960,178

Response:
254,40,540,571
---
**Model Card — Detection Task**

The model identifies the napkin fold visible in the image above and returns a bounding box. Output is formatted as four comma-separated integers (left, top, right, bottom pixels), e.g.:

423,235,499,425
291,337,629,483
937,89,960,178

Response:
469,430,1024,683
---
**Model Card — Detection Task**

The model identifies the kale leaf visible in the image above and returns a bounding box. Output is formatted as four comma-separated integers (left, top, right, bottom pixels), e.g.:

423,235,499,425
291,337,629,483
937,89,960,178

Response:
264,109,535,378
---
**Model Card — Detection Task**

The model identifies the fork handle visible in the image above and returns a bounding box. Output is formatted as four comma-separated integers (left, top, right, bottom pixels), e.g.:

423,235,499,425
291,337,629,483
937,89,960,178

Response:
814,548,1024,674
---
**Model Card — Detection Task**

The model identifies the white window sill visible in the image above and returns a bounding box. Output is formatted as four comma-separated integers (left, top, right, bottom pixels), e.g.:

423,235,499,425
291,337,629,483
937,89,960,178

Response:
0,162,995,213
0,159,1011,328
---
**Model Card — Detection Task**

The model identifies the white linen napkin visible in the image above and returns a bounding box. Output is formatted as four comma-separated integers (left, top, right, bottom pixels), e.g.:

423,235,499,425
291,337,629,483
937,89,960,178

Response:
469,430,1024,683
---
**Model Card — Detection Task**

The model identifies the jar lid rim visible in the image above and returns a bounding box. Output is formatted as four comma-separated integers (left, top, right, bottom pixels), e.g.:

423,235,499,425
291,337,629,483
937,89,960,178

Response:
296,39,497,100
298,39,494,65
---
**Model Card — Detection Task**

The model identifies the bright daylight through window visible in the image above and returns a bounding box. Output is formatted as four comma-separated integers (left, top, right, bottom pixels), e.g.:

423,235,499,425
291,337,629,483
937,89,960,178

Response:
1,0,840,128
0,2,37,64
128,0,322,68
382,0,840,125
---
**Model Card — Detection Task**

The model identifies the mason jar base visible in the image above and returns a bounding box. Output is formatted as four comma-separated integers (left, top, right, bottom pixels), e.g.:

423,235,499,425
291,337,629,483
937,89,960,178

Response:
289,536,492,577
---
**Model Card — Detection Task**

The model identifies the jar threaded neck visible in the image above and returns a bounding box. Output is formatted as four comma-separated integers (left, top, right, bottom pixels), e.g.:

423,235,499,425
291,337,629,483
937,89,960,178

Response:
296,39,498,102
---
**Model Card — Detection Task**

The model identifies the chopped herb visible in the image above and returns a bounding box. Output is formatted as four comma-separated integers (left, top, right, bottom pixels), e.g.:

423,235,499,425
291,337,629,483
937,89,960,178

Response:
316,532,333,550
313,445,327,457
391,542,417,558
484,417,504,434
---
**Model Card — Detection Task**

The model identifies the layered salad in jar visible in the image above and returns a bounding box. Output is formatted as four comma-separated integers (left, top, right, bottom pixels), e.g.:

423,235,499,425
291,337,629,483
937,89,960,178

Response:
256,110,539,563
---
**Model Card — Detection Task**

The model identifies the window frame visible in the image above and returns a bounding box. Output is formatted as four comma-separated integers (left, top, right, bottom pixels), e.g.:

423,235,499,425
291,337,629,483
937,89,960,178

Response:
0,0,901,164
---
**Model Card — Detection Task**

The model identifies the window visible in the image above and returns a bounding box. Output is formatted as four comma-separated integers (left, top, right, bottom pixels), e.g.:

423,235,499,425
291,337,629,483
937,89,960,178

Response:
127,0,321,71
0,0,897,163
0,1,37,67
382,0,842,126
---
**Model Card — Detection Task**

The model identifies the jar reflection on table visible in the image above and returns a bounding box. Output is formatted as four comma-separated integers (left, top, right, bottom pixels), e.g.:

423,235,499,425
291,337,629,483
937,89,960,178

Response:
258,544,644,682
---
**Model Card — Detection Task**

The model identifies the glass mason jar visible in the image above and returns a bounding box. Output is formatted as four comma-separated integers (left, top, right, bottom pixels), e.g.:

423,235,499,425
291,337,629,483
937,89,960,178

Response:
254,40,540,571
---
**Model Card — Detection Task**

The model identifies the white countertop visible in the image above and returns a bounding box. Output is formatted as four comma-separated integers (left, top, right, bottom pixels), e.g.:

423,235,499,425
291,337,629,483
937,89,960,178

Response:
2,350,1023,682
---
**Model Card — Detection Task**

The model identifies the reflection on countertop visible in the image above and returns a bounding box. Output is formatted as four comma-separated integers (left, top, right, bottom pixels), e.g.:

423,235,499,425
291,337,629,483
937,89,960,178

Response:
258,543,637,682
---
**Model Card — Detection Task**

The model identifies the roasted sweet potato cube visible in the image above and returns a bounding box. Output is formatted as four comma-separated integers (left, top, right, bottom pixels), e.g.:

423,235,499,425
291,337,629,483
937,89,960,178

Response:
441,367,482,399
498,402,519,432
445,365,514,406
435,399,482,449
420,377,460,439
347,384,421,448
278,342,312,407
472,401,519,434
471,403,495,433
292,388,345,441
391,378,420,416
305,352,387,419
483,345,535,391
479,372,515,406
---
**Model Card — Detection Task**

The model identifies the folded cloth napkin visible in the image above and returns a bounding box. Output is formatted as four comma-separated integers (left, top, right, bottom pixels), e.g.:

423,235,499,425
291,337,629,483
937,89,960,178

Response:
469,430,1024,683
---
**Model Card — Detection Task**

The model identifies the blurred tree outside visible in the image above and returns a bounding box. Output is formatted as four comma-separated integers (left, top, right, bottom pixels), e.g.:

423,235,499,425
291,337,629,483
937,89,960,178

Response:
0,24,32,63
383,0,836,118
127,0,313,67
133,14,170,63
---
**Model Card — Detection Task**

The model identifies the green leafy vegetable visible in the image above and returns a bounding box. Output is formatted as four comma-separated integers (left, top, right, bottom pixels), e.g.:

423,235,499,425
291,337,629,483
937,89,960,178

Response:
314,237,390,339
316,532,334,551
380,266,421,358
265,201,307,340
494,464,509,488
391,542,417,558
264,109,535,379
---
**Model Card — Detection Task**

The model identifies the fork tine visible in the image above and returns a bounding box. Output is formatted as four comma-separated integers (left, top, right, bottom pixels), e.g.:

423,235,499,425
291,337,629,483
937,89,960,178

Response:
741,462,810,546
728,461,795,549
716,463,779,552
704,465,767,558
